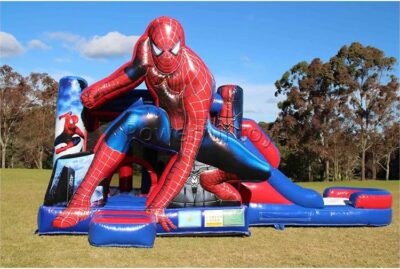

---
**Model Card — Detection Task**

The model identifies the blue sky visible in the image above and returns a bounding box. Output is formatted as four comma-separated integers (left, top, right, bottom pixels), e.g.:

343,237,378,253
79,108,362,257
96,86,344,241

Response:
1,2,399,122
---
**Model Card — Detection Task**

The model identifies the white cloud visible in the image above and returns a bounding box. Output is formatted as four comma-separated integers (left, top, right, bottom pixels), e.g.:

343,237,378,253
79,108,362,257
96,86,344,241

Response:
28,39,51,50
80,32,139,59
215,75,283,123
0,32,25,58
46,31,139,60
46,32,82,43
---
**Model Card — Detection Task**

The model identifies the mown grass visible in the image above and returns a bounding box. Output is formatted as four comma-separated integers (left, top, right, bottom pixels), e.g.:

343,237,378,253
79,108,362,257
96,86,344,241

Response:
0,168,399,267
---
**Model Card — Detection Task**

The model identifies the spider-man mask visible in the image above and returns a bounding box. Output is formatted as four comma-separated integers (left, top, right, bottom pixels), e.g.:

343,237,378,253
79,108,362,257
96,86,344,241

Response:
148,17,185,74
71,115,79,124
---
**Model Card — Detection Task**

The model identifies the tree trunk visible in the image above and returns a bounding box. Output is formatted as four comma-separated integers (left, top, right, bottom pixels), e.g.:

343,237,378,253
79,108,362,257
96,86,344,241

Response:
361,147,366,181
308,162,313,182
1,145,5,168
360,127,366,181
372,151,377,180
335,155,339,181
386,152,391,181
333,144,338,181
38,147,43,169
324,160,330,181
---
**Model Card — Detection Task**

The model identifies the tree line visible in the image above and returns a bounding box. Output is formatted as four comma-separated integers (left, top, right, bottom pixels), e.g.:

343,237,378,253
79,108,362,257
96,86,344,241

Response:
261,42,399,181
1,42,399,181
0,65,57,169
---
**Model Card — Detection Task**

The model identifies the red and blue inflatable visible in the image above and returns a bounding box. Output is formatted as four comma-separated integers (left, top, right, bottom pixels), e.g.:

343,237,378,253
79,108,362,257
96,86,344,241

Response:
37,16,392,248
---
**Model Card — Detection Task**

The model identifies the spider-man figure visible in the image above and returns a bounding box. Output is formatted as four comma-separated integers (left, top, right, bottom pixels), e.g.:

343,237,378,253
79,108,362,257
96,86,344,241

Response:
54,111,85,154
53,16,272,231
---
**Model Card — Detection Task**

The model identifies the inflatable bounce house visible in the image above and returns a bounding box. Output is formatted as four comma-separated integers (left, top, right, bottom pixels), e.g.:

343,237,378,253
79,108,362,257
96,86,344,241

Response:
37,17,392,247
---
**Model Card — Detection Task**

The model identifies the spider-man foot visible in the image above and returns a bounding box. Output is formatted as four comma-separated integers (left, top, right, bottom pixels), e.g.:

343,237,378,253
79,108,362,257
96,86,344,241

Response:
52,143,126,228
53,103,170,228
200,169,242,202
55,137,81,154
151,208,177,232
53,104,270,228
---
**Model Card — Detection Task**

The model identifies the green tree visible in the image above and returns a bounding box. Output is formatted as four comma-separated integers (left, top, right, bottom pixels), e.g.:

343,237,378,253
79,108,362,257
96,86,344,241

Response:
15,72,57,168
0,65,58,169
377,122,400,180
274,58,346,181
273,43,398,181
0,65,28,168
330,42,399,180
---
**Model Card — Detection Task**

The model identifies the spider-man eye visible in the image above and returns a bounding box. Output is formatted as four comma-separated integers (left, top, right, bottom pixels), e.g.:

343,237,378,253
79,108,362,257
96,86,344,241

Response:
151,42,162,56
171,40,180,56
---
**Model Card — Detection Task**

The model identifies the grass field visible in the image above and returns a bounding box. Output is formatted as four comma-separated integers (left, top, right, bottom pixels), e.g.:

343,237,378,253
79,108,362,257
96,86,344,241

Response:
1,168,399,267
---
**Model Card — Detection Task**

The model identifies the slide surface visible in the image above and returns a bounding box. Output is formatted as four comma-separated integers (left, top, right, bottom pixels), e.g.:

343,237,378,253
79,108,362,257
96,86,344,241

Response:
268,169,324,209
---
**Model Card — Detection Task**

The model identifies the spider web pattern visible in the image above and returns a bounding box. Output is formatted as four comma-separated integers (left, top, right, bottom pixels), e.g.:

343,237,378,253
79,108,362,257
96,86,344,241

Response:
148,17,183,74
55,17,219,228
52,144,126,228
80,61,145,109
148,46,214,210
198,85,243,202
216,85,236,135
200,169,241,202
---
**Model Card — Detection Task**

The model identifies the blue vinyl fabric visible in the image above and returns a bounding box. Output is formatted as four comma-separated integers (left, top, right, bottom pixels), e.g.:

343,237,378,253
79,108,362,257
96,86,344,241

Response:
88,212,156,248
210,93,223,114
38,185,392,236
38,193,250,236
103,99,172,153
103,101,272,180
248,203,392,228
105,193,250,236
37,205,96,234
268,168,324,209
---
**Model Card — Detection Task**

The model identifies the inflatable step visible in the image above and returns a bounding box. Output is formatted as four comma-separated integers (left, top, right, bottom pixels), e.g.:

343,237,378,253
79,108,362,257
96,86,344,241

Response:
88,210,156,247
37,205,96,235
323,187,392,209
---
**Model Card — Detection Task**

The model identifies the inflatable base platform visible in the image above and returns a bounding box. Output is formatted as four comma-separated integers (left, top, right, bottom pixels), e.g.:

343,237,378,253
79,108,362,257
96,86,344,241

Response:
248,203,392,229
38,192,251,238
38,192,391,234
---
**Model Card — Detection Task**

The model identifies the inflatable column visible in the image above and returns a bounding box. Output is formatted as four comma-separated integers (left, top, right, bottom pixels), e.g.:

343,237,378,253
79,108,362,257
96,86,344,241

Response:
119,165,133,193
53,76,88,164
216,85,243,138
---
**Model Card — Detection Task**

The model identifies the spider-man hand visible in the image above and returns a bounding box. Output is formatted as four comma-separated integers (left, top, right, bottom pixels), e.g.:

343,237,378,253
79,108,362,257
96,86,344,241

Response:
147,208,177,232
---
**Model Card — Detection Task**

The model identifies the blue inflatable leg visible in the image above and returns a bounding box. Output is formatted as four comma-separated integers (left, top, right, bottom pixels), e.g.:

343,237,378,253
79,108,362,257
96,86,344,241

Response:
103,101,171,153
188,121,271,180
